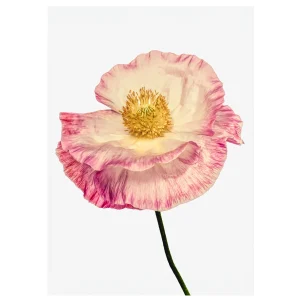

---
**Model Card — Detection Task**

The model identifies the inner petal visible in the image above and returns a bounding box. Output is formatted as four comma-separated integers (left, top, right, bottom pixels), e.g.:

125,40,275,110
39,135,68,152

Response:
95,51,225,138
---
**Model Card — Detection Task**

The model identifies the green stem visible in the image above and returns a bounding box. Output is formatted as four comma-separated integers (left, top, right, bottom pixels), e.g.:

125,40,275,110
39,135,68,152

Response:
155,211,191,296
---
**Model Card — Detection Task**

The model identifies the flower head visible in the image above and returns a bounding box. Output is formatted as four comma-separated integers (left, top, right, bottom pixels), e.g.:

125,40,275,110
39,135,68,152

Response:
57,50,243,211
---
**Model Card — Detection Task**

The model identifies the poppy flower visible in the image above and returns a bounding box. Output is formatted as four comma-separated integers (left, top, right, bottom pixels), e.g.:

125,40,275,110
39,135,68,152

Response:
56,50,243,295
56,50,242,211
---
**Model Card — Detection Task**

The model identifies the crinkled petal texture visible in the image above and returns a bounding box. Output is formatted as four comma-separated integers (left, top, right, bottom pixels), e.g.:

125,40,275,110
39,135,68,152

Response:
57,50,243,211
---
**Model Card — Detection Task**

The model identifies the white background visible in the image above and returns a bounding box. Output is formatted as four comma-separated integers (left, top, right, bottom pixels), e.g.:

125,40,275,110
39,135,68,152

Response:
48,7,253,295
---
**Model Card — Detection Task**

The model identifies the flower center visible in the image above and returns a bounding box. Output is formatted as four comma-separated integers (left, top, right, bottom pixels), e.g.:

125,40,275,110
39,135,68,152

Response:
121,87,173,139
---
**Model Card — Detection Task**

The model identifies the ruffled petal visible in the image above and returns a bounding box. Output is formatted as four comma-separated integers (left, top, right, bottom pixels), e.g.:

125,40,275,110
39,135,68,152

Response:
56,136,227,211
95,50,224,134
56,142,136,210
60,110,201,172
213,105,243,144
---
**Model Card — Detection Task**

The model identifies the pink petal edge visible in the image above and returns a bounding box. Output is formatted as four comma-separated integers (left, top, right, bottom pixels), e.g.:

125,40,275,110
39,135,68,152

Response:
213,105,243,145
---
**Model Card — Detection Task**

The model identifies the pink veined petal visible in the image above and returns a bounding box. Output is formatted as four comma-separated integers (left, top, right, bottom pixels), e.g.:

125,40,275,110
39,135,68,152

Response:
95,50,224,135
56,135,227,211
213,105,243,145
60,110,201,172
56,142,137,210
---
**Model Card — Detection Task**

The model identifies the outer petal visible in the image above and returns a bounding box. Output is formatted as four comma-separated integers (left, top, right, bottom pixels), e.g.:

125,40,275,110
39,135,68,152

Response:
60,110,201,172
95,50,224,135
213,105,243,145
56,142,136,210
56,136,227,211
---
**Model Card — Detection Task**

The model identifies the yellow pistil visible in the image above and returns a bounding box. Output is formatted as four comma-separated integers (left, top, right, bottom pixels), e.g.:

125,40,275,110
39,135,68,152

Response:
121,87,173,139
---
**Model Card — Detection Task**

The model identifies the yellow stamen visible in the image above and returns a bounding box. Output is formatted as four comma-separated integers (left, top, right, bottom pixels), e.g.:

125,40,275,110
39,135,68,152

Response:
121,87,173,139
